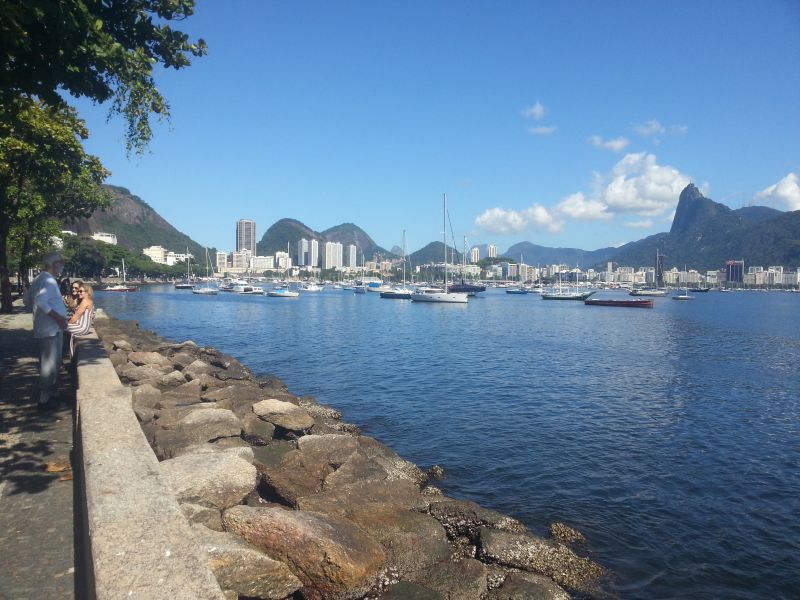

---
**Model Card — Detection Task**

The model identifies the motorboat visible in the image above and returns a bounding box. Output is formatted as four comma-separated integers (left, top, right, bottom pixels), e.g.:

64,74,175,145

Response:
585,297,654,308
268,288,299,298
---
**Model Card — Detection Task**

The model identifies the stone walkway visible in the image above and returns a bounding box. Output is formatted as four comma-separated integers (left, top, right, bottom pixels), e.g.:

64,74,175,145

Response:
0,304,83,600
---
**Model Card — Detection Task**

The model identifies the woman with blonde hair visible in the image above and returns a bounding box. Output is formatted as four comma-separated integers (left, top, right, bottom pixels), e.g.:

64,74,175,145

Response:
64,279,83,315
67,283,95,340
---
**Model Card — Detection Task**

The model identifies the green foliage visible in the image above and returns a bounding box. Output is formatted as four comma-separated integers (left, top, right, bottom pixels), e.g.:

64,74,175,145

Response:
0,0,207,154
61,235,190,279
0,96,111,308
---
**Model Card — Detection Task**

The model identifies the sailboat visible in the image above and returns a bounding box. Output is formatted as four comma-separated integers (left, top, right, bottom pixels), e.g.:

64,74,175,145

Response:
354,252,367,294
411,194,469,304
630,249,669,296
175,247,194,288
103,258,138,292
192,248,219,295
541,265,595,300
449,235,486,295
381,230,413,299
672,266,694,301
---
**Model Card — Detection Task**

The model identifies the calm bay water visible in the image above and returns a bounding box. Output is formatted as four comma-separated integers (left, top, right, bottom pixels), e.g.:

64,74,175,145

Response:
97,285,800,599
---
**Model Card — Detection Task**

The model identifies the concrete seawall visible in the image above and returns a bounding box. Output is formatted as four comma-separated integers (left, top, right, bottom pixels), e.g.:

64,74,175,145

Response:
75,319,226,599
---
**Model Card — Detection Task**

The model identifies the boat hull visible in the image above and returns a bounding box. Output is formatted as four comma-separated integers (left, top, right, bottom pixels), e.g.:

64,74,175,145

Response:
585,298,654,308
380,290,413,299
541,291,596,300
411,291,469,304
267,290,299,298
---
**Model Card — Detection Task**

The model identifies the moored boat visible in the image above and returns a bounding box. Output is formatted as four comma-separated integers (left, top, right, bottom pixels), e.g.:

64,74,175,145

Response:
267,288,299,298
585,297,654,308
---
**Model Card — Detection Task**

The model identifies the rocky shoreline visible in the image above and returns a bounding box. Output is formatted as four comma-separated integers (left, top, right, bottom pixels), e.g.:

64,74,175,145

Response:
94,313,608,600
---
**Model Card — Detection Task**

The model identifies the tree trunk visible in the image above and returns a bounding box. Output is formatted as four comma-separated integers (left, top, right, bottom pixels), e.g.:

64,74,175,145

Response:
18,228,32,288
0,221,14,313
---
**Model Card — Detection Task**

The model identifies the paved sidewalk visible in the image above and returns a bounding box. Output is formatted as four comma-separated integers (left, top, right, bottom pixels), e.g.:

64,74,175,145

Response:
0,304,81,600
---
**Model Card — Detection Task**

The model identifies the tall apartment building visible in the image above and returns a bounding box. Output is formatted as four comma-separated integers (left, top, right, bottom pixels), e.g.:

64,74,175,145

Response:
323,242,343,269
309,239,319,267
297,239,309,266
469,246,480,264
487,244,497,258
215,251,228,274
346,244,358,268
236,219,257,253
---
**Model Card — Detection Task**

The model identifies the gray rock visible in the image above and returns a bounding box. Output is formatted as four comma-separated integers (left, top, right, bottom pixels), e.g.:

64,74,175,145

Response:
129,351,174,369
181,503,224,532
131,383,163,422
413,558,489,600
119,364,164,386
429,499,527,541
298,397,342,420
223,506,386,600
242,413,276,442
112,339,133,351
184,359,215,378
175,408,242,444
171,351,197,369
358,437,426,484
160,452,257,510
378,581,444,599
252,398,315,432
192,525,302,599
163,378,204,399
109,350,128,367
486,572,571,600
549,522,586,545
157,369,188,390
477,528,604,596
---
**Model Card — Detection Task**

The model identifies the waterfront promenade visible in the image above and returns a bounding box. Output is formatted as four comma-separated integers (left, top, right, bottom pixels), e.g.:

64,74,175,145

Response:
0,303,81,599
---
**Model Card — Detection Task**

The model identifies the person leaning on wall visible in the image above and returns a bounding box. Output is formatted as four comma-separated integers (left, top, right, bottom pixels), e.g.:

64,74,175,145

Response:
27,251,69,410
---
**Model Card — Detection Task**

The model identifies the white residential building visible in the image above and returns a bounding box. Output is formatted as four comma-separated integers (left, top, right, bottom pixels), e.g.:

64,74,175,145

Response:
92,232,117,245
323,241,343,269
309,239,319,267
297,239,309,266
274,251,292,270
236,219,257,253
346,244,358,268
469,246,480,263
487,244,497,258
215,251,228,274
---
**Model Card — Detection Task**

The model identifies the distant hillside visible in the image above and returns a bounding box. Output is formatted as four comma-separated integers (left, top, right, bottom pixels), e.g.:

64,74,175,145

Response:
63,185,211,261
408,241,463,267
257,220,392,261
608,184,800,271
320,223,391,258
256,218,322,257
502,242,619,268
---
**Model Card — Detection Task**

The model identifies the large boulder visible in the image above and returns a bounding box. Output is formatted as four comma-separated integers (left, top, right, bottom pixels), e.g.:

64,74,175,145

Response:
252,398,315,432
112,339,133,351
174,408,242,444
118,364,164,386
192,525,302,599
159,452,257,510
357,437,426,484
378,581,444,599
181,503,224,532
130,383,163,422
477,528,604,596
128,351,174,370
485,572,570,600
156,369,188,390
428,499,527,541
412,558,489,600
184,359,216,379
222,506,386,600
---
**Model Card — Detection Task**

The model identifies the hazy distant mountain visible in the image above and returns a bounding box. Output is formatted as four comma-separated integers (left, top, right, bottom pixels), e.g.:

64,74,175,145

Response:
407,241,463,266
63,185,211,260
320,223,391,258
501,242,619,268
608,184,800,270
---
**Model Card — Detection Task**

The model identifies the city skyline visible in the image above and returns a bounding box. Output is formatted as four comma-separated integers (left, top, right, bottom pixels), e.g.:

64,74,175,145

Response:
71,2,799,254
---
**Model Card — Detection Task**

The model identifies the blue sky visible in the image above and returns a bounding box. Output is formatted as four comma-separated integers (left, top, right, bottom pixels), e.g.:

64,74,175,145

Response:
72,0,800,255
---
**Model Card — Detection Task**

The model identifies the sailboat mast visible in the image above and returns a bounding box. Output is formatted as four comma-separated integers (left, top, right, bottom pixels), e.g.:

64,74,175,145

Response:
402,230,406,288
443,193,447,291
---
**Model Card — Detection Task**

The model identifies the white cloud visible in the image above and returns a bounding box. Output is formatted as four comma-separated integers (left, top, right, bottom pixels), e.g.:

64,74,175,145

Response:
555,192,611,220
522,102,546,120
755,173,800,211
529,125,557,135
634,119,688,142
623,219,654,229
588,135,630,152
634,120,665,136
599,152,692,216
475,204,563,235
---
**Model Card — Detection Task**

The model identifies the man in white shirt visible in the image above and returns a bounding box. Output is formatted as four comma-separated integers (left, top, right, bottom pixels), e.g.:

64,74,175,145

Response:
28,252,68,409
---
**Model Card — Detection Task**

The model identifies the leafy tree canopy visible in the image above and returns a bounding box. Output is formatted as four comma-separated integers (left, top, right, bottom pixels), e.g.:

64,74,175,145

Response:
0,0,207,153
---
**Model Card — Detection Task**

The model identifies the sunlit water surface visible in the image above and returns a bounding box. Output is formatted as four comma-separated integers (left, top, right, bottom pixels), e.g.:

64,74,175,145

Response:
98,286,800,599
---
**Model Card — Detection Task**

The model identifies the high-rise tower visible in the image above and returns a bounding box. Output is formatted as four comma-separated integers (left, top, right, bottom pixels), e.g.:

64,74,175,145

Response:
236,219,257,253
